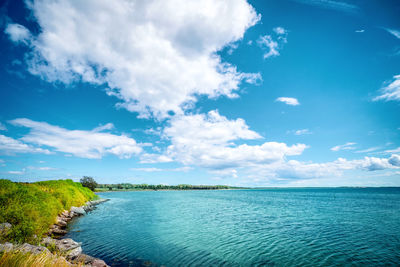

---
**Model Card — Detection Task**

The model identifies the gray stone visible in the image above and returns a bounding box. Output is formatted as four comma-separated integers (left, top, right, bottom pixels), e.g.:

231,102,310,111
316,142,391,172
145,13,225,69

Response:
90,258,109,267
65,246,82,260
18,243,50,255
0,242,14,252
56,238,82,251
74,253,96,264
70,206,86,215
56,216,68,227
51,228,68,235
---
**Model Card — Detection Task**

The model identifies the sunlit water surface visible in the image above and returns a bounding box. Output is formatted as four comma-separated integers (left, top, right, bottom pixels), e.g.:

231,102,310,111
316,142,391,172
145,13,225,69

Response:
66,188,400,266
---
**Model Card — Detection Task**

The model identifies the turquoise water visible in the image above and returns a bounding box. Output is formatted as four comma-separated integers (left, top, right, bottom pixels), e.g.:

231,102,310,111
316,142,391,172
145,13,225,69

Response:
66,189,400,266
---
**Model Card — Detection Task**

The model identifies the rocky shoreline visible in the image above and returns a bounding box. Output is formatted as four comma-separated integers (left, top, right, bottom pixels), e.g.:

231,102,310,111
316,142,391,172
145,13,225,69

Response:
0,198,110,267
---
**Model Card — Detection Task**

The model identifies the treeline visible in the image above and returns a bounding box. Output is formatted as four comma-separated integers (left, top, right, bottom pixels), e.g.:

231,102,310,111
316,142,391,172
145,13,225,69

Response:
96,183,240,191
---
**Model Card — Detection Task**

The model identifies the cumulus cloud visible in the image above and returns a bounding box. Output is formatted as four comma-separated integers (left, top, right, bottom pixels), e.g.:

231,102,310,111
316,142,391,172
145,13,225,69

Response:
373,75,400,101
276,97,300,106
389,154,400,167
0,134,51,155
4,23,31,44
331,142,356,151
257,27,288,59
9,118,143,159
145,110,307,170
9,0,261,119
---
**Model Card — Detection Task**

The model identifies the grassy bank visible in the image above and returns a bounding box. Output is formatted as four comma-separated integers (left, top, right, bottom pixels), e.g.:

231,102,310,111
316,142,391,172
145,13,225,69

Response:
0,250,76,267
0,179,97,244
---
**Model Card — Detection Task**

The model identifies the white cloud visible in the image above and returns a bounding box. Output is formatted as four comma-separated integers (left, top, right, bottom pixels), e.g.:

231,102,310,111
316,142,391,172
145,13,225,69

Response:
147,110,307,170
276,97,300,106
0,134,52,155
27,166,57,171
4,23,32,44
9,118,143,159
331,142,356,151
355,146,381,153
386,147,400,153
131,166,192,172
11,0,261,119
0,123,7,131
355,29,365,33
389,154,400,167
257,27,287,59
291,0,359,14
294,129,312,135
8,170,26,175
385,28,400,39
373,75,400,101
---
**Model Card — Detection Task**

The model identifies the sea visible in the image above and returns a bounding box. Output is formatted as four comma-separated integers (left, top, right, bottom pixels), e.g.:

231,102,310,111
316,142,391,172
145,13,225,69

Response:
65,188,400,266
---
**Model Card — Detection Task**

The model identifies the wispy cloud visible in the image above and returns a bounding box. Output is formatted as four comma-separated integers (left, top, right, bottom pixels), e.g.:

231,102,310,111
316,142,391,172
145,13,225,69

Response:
257,27,288,59
8,169,26,175
276,97,300,106
355,147,382,153
355,29,365,33
0,123,7,131
386,147,400,153
291,0,359,14
384,28,400,39
131,167,192,172
331,142,356,151
294,129,312,135
373,75,400,102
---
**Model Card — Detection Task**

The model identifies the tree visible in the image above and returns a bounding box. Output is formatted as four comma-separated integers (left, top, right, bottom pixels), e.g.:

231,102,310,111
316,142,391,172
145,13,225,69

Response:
80,176,98,191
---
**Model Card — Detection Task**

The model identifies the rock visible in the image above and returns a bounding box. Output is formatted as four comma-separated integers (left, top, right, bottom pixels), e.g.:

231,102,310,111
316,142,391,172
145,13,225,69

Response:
70,206,86,216
18,243,50,255
0,242,14,252
56,216,68,228
55,238,82,260
65,246,82,260
90,259,109,267
51,228,68,235
0,222,11,234
56,238,82,251
74,253,96,264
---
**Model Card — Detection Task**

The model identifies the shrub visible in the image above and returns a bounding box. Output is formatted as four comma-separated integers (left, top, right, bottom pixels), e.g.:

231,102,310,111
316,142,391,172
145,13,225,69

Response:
80,176,98,192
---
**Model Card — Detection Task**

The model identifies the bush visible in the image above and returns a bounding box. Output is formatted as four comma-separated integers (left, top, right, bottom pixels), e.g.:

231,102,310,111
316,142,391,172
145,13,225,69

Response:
80,176,98,192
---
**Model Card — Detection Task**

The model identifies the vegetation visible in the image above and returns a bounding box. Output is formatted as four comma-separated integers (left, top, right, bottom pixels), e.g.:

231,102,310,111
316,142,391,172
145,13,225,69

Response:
96,183,244,191
0,250,81,267
0,179,97,244
80,176,98,192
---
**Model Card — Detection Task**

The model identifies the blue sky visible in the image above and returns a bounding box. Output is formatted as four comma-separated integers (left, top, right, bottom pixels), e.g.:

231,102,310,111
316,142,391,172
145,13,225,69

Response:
0,0,399,186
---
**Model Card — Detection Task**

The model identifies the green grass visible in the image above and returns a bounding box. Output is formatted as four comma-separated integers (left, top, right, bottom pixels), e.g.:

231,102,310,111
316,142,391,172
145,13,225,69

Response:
0,179,97,244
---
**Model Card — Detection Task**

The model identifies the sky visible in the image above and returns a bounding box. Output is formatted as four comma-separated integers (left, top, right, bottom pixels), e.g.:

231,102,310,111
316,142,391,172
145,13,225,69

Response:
0,0,399,187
